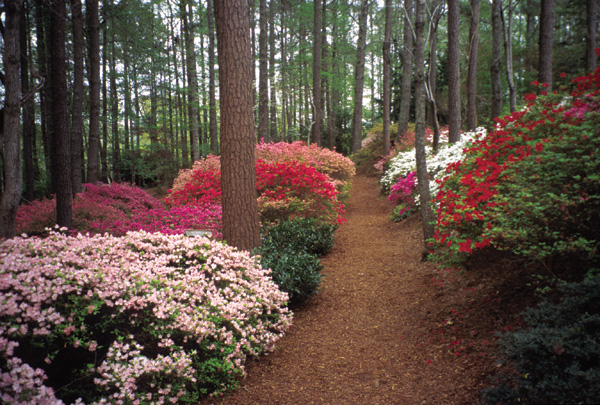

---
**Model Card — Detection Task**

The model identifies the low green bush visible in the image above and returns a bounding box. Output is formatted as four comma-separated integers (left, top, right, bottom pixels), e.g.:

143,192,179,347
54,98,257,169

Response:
482,273,600,404
255,218,337,305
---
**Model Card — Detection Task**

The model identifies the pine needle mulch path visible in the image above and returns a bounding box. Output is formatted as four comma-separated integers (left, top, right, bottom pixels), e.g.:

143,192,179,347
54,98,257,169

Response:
209,174,496,404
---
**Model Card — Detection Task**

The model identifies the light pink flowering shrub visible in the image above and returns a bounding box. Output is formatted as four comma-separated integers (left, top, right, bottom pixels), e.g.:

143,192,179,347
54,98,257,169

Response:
0,230,291,403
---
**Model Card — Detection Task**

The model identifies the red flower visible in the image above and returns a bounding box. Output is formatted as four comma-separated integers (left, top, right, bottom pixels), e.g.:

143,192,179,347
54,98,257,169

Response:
524,94,537,102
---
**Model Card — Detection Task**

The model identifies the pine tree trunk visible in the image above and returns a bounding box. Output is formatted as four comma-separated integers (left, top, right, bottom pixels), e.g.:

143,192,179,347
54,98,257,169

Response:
490,0,503,121
86,0,101,184
587,0,597,72
0,0,23,238
414,0,435,254
312,0,324,146
215,0,261,252
382,0,392,157
539,0,554,89
397,0,414,140
258,0,269,142
447,0,461,143
71,0,84,193
208,0,219,153
50,0,73,228
351,0,370,154
269,0,278,142
466,0,479,131
20,2,36,202
502,0,517,113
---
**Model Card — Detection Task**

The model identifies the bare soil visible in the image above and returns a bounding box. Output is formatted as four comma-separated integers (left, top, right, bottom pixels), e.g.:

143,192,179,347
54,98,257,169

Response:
206,174,536,404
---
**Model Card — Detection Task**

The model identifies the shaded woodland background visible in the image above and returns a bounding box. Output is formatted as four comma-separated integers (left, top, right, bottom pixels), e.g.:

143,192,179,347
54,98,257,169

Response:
0,0,598,238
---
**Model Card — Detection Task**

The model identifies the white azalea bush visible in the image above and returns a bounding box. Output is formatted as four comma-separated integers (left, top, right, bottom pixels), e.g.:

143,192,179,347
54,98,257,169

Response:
0,230,292,404
381,128,487,210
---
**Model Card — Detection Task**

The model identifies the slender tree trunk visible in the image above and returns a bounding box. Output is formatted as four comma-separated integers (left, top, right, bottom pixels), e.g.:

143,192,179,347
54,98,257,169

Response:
426,1,442,153
35,0,52,182
491,0,503,121
183,0,200,160
351,0,370,154
110,32,120,182
101,22,109,183
0,0,23,238
50,0,73,228
397,0,414,140
502,0,517,112
414,0,434,254
215,0,261,251
382,0,392,157
269,0,278,142
539,0,554,89
208,0,219,153
466,0,479,131
20,2,36,202
312,0,324,146
587,0,597,72
447,0,461,143
86,0,101,183
71,0,84,193
258,0,269,142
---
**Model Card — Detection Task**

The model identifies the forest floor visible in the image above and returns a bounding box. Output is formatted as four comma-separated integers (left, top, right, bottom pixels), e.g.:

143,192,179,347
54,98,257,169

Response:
205,173,537,404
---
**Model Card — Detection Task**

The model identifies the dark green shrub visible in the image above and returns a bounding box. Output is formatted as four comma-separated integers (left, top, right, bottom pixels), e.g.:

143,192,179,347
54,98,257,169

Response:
482,273,600,404
260,218,337,256
255,218,337,305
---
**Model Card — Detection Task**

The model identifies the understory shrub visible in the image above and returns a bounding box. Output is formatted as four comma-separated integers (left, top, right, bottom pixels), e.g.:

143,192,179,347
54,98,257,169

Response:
0,230,291,403
481,274,600,404
431,66,600,268
15,183,223,238
255,218,337,305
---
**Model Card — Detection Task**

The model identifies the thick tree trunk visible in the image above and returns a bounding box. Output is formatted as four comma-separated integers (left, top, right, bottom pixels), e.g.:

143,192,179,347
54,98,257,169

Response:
447,0,461,143
490,0,503,121
312,0,324,146
258,0,269,142
466,0,479,131
20,2,36,202
539,0,554,89
382,0,392,157
351,0,370,154
587,0,597,72
86,0,101,184
0,0,23,238
50,0,73,228
215,0,261,252
397,0,414,140
414,0,435,254
71,0,84,193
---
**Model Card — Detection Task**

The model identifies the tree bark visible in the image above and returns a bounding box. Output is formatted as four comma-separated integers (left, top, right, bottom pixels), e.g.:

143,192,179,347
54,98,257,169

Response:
397,0,414,140
539,0,554,89
20,1,36,202
382,0,392,157
447,0,461,143
269,0,278,142
183,0,200,161
71,0,84,193
110,30,120,182
86,0,101,184
587,0,597,72
258,0,269,142
312,0,324,146
208,0,219,153
215,0,261,252
490,0,503,121
466,0,479,131
351,0,370,154
50,0,73,228
0,0,23,238
414,0,435,254
502,0,517,113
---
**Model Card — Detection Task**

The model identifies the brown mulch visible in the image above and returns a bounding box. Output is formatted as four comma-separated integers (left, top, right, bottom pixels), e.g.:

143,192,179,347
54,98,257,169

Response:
207,174,536,404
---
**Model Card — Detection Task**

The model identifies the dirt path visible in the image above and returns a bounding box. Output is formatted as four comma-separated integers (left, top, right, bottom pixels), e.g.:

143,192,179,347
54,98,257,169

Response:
209,174,493,404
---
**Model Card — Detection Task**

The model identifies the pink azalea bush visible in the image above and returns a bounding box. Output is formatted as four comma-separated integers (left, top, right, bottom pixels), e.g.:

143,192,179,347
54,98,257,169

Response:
0,230,292,403
16,183,223,238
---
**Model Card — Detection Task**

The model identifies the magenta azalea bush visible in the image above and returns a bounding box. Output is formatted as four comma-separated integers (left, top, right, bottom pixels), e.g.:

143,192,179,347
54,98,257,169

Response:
16,183,223,238
0,230,292,403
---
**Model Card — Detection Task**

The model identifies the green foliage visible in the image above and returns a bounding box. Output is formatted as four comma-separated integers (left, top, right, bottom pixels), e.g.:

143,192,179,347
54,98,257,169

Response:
482,274,600,404
255,218,337,305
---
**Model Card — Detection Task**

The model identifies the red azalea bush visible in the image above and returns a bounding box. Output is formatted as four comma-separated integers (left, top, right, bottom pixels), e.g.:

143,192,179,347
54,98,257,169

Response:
431,66,600,268
165,160,345,226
